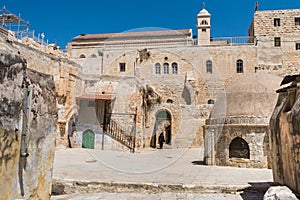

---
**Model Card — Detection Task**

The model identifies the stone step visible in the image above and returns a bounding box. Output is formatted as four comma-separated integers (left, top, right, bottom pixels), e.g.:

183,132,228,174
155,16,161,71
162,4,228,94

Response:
51,179,271,196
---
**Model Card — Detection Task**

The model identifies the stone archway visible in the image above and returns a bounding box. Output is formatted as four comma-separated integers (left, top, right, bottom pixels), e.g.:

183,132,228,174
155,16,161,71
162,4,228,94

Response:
151,109,172,148
82,129,95,149
229,137,250,159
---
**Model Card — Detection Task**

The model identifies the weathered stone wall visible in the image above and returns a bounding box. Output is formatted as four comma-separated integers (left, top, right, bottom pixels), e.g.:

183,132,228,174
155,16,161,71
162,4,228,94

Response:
204,122,270,168
0,39,57,199
13,40,83,148
254,9,300,37
254,9,300,76
270,86,300,194
0,41,26,200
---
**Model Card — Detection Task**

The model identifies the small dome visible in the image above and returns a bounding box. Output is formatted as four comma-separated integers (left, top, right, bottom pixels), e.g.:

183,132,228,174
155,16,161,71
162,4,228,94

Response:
198,9,211,17
212,72,282,118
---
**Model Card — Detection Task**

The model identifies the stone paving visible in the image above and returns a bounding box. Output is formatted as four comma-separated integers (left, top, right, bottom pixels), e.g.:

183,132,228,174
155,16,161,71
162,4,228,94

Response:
51,148,273,199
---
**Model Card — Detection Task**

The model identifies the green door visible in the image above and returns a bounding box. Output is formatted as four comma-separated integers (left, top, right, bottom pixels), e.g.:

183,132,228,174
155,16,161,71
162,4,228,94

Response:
82,130,95,149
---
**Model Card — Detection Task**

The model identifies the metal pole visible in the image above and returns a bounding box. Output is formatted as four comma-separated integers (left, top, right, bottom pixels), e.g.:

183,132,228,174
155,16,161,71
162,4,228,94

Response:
101,52,104,74
102,101,107,150
132,108,137,153
211,129,215,165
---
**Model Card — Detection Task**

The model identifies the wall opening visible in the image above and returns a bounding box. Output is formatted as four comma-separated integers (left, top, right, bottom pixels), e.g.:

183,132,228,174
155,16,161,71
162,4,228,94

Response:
151,109,172,148
229,137,249,159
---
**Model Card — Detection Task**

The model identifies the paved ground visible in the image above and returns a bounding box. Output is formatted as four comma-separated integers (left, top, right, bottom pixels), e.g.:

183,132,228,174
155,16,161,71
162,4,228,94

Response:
51,148,273,199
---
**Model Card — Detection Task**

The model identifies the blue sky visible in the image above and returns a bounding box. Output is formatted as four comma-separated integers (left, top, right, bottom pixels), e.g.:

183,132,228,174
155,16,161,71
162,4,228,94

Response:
2,0,300,49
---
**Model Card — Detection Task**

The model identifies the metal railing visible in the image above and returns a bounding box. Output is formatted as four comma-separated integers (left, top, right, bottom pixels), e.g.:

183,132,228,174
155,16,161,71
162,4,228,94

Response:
209,36,255,46
15,30,48,46
106,119,135,151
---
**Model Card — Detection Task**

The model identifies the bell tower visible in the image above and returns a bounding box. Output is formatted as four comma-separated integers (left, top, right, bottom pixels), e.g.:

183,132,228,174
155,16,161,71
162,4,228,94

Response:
197,2,211,45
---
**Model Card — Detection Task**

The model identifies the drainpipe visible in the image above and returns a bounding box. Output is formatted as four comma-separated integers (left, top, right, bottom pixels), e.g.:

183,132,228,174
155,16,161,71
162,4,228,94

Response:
20,86,32,157
18,86,32,196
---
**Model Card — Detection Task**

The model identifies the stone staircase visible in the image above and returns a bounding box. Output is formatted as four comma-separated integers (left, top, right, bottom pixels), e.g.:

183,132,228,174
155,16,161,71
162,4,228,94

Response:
105,119,135,152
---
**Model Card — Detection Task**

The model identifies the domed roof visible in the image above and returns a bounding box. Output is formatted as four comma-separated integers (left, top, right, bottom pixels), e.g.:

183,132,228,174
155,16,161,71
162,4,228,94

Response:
212,72,282,118
197,9,211,17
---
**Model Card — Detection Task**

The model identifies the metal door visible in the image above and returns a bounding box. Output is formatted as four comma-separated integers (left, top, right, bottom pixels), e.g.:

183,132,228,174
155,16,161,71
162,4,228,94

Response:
82,130,95,149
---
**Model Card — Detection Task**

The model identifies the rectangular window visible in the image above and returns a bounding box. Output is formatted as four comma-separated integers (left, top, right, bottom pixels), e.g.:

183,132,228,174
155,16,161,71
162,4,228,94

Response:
295,17,300,25
296,43,300,50
274,37,281,47
88,100,95,107
274,18,280,26
119,63,126,72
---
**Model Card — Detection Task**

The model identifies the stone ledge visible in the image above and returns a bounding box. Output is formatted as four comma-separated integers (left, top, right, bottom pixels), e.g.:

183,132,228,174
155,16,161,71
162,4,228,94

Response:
51,178,272,196
206,116,270,125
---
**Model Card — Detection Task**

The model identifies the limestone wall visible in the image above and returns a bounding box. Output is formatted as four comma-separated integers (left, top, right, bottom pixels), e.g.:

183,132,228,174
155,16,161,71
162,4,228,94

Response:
0,41,26,200
254,9,300,75
270,86,300,194
204,123,270,168
13,40,83,148
254,9,300,37
0,40,57,199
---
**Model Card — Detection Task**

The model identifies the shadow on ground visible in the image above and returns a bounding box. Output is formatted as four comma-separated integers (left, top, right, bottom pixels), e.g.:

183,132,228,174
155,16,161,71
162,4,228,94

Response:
191,160,205,165
238,182,276,200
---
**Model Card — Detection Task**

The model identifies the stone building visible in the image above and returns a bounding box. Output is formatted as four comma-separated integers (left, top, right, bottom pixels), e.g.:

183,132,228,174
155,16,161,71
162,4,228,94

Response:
204,72,281,168
66,6,300,156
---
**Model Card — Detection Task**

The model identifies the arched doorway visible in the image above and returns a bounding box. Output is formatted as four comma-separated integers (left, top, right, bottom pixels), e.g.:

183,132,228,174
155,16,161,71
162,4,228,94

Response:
82,129,95,149
151,110,172,148
229,137,250,159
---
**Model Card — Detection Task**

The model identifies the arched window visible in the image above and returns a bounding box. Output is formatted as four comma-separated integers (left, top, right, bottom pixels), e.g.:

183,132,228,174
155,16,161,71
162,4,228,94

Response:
201,20,208,25
207,99,214,104
206,60,212,73
236,59,244,73
172,62,178,74
229,137,250,159
79,54,86,58
155,63,161,74
90,54,97,58
164,63,169,74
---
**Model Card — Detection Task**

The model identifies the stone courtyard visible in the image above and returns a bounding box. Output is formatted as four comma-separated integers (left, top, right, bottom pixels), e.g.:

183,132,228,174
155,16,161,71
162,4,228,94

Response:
1,3,300,200
51,148,274,199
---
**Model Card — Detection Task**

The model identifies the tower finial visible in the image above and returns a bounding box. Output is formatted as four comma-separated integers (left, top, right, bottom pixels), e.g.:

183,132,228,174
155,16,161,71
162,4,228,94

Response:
202,1,205,9
255,1,258,12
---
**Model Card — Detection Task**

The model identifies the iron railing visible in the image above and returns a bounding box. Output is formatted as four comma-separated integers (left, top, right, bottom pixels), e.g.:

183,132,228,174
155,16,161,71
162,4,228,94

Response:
209,36,255,46
15,30,48,46
106,119,135,151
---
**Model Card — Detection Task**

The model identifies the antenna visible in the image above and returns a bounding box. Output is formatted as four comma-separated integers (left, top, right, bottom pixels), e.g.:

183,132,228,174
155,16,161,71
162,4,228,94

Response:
1,6,7,14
